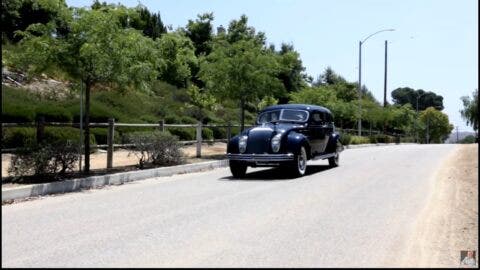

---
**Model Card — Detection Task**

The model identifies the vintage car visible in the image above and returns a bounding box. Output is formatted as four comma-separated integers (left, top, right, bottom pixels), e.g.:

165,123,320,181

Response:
227,104,344,178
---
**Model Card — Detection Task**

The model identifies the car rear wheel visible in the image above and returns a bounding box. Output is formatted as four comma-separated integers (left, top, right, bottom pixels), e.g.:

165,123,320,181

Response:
230,161,247,178
290,146,307,177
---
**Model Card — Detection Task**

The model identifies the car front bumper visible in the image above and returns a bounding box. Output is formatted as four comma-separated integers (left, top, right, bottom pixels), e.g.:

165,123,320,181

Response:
227,153,294,163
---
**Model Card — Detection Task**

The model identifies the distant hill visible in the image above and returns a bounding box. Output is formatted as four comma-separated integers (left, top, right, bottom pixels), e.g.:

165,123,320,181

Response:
444,131,477,143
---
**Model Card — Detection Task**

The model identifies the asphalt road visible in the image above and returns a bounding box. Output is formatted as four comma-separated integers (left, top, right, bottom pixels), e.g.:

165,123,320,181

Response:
2,144,456,267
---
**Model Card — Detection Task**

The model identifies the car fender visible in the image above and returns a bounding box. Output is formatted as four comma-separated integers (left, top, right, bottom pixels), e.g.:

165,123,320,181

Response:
285,131,310,157
326,132,343,153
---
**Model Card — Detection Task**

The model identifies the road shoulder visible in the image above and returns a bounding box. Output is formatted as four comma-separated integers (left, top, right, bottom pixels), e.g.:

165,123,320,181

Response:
399,144,478,267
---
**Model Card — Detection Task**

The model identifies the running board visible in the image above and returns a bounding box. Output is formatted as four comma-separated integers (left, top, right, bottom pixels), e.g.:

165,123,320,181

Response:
311,152,336,160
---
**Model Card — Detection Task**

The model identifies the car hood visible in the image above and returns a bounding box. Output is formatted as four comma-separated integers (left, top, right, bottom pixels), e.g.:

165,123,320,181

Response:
244,122,305,138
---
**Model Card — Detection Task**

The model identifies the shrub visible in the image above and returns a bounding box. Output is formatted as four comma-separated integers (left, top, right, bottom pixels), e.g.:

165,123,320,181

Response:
350,136,370,144
90,127,121,145
35,105,72,122
2,103,35,122
126,131,183,168
339,133,352,145
2,127,36,148
211,126,227,139
202,127,214,140
44,127,96,146
167,127,195,141
369,134,395,143
8,141,79,178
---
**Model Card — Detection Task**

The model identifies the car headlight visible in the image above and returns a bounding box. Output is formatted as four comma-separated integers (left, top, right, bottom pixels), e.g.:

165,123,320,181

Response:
238,135,248,153
271,134,282,153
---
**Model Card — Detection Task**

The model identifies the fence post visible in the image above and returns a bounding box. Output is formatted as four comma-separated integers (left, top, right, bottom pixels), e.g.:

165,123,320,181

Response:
159,119,165,132
227,122,232,141
196,121,202,158
36,116,45,144
107,118,115,169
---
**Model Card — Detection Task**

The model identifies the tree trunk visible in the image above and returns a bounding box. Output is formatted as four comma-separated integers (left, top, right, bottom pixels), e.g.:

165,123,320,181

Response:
240,98,245,132
84,80,91,173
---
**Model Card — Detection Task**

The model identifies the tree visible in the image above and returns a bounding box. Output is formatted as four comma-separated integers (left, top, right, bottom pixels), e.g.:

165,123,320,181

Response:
185,13,214,88
2,0,70,44
274,43,308,103
391,87,444,111
460,89,478,133
13,7,160,172
199,38,283,131
155,32,197,88
313,67,347,86
185,13,214,57
225,14,266,46
419,107,453,143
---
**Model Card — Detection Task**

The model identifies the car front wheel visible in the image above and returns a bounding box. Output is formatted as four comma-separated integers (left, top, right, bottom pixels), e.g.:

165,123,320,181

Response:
230,161,247,178
290,146,307,177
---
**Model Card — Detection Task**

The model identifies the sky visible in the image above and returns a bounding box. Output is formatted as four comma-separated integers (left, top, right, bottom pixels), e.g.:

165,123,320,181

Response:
66,0,478,132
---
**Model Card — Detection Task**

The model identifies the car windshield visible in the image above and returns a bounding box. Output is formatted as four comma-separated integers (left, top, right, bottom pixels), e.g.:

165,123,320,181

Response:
257,109,309,124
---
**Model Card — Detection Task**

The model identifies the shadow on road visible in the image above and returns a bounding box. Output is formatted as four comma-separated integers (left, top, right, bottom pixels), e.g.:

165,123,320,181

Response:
219,165,333,181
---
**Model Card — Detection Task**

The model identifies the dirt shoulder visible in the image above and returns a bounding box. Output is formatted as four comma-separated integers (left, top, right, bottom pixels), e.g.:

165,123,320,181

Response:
400,144,478,267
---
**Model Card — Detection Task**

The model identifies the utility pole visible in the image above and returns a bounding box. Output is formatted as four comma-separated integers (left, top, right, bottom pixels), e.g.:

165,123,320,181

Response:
383,40,388,107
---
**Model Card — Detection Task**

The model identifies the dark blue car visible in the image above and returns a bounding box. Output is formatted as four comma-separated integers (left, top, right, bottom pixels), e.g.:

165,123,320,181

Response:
227,104,344,178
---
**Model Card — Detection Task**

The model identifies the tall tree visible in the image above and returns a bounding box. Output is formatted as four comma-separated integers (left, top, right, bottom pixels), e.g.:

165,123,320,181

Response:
391,87,444,111
199,38,283,131
2,0,70,43
155,32,197,88
185,13,214,88
275,43,308,103
460,89,478,134
13,7,160,172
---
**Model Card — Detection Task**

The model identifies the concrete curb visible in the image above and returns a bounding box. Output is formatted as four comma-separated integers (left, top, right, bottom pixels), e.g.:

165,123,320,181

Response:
344,142,416,149
2,160,229,202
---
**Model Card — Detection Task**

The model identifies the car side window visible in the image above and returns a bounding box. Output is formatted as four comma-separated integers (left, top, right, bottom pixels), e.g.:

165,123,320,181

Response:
311,112,323,124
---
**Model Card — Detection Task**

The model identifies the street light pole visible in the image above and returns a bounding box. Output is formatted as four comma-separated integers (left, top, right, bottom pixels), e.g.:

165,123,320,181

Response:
358,41,362,136
357,28,395,137
383,40,388,107
415,92,426,143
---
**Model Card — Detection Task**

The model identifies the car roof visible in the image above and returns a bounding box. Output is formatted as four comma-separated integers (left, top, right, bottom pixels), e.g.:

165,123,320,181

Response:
260,104,332,114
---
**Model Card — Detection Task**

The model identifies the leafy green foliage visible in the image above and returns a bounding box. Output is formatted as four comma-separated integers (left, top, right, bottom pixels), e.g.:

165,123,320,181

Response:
460,89,478,132
391,87,444,111
419,107,454,143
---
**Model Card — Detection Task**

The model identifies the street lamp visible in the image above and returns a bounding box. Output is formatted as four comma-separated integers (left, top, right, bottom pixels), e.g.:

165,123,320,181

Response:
358,28,395,136
415,91,427,143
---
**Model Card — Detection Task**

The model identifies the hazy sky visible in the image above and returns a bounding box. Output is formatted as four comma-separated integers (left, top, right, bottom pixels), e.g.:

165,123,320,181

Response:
67,0,478,132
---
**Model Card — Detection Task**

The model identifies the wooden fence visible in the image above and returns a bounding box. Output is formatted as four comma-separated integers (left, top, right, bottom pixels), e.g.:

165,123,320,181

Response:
2,118,405,170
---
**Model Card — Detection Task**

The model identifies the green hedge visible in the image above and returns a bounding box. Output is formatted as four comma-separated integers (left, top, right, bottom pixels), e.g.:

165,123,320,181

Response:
90,127,121,145
2,127,36,148
369,134,395,143
202,127,214,140
35,105,72,122
3,127,96,148
167,127,195,141
2,103,36,122
350,135,371,144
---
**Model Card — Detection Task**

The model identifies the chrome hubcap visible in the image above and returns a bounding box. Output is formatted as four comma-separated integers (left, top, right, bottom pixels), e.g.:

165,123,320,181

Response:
298,148,307,173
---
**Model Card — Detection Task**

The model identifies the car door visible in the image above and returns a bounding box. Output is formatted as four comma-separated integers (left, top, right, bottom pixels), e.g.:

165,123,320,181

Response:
309,111,326,155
